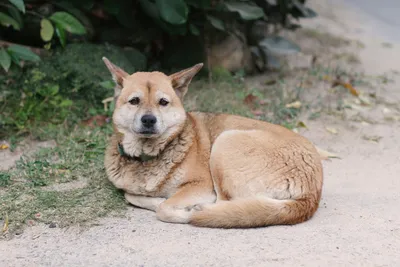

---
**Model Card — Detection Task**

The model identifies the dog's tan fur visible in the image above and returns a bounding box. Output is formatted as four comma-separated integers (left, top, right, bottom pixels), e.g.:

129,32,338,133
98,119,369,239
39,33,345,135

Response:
103,58,323,228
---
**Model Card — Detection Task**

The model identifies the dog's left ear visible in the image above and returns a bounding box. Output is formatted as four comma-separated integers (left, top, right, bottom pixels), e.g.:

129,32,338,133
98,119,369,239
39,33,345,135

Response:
102,57,129,99
170,63,203,99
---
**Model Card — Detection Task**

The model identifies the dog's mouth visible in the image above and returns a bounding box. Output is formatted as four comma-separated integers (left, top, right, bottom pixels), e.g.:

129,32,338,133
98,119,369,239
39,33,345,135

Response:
135,129,160,138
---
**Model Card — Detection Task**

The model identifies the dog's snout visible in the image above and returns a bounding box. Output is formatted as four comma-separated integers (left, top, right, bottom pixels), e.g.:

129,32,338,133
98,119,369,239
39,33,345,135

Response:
141,114,157,128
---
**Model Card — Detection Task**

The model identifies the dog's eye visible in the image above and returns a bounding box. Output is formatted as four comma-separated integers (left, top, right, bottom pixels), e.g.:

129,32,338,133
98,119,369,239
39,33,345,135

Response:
159,98,169,106
129,97,140,105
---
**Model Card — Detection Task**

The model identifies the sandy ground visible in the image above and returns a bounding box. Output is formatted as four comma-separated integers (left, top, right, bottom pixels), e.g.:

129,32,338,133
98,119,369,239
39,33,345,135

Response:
1,1,400,266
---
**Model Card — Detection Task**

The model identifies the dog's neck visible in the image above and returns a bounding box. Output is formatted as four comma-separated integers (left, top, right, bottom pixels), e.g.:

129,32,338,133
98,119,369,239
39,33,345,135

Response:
116,115,194,162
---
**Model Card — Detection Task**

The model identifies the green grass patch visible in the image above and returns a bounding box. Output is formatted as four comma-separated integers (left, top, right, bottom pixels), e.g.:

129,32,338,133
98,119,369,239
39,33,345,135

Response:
0,125,126,238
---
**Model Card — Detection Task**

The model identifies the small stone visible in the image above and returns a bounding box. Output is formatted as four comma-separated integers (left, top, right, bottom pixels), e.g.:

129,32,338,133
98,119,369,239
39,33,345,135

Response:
49,222,57,228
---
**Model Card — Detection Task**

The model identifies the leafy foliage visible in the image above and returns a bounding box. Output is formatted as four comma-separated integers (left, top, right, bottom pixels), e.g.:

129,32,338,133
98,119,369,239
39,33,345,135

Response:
0,0,317,134
0,43,145,134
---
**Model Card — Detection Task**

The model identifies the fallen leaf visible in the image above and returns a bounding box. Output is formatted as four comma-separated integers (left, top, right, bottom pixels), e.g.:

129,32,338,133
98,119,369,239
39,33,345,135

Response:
264,79,277,86
285,101,302,109
323,75,333,82
2,214,8,233
296,121,308,129
243,94,258,107
362,135,382,143
315,146,341,160
332,79,359,96
326,127,338,135
0,144,9,150
358,95,372,106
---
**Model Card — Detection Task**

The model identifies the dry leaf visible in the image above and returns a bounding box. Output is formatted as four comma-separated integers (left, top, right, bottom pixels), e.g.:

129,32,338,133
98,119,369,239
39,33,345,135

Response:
362,135,382,143
358,95,372,106
243,94,258,107
0,144,9,150
2,214,8,233
264,79,277,86
323,75,333,82
332,79,359,96
326,127,338,135
285,101,302,109
315,146,341,160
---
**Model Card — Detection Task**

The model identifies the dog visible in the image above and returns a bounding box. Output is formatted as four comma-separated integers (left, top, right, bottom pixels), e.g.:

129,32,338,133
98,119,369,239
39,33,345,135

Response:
103,57,323,228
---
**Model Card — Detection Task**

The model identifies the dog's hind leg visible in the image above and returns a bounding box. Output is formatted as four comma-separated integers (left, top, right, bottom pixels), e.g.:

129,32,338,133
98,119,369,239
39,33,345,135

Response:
155,184,216,224
124,193,166,211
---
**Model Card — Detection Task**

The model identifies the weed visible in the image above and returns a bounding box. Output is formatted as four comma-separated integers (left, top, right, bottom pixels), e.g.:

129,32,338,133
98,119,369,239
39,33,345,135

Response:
0,172,11,187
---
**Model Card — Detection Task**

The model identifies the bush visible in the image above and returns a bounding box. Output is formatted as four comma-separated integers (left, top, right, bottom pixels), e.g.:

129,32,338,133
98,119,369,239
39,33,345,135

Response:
0,0,317,135
1,0,317,71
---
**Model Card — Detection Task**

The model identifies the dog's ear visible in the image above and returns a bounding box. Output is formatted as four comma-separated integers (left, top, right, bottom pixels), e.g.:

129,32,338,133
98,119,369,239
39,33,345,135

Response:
102,57,128,99
170,63,203,99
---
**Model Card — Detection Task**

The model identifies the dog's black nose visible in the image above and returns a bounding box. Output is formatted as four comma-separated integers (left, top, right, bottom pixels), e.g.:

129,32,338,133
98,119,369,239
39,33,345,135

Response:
141,114,157,128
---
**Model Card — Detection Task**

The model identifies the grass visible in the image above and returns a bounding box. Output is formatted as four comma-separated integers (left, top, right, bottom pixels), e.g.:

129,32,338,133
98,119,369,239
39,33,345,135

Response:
0,125,126,238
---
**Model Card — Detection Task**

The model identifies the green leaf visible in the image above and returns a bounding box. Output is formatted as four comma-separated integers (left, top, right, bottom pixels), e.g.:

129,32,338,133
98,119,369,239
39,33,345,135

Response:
40,19,54,42
0,12,20,30
139,0,187,35
156,0,188,25
104,0,120,15
189,24,200,36
206,15,225,31
55,24,67,47
0,48,12,72
99,80,115,90
258,36,301,56
292,0,318,18
8,6,23,28
185,0,211,9
8,0,25,13
7,45,41,62
49,12,86,35
9,52,20,66
60,99,73,107
224,2,264,20
139,0,159,20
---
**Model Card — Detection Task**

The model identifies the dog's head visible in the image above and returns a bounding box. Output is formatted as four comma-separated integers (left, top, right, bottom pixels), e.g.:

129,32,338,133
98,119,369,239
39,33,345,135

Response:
103,57,203,141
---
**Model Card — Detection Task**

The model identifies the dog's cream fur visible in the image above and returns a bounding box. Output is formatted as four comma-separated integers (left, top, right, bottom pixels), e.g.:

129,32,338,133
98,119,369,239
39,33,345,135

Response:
103,58,323,228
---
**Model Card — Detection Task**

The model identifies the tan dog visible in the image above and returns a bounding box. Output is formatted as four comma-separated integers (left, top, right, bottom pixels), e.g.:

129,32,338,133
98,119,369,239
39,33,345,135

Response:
103,57,323,228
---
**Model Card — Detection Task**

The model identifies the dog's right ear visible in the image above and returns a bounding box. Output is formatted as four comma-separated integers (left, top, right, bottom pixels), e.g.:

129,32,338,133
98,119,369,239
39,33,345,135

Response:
102,57,128,99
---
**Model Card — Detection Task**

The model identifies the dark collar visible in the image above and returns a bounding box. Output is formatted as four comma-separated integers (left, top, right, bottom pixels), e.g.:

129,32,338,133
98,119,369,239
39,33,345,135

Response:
117,143,157,162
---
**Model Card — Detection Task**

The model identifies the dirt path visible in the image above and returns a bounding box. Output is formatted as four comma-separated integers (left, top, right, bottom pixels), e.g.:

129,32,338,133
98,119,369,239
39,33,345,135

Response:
1,1,400,266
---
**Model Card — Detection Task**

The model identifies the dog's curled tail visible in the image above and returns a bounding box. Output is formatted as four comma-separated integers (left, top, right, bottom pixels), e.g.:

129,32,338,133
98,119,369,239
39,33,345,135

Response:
189,196,319,228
